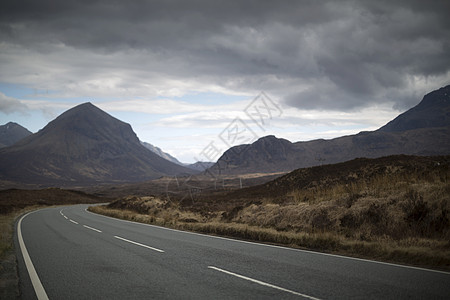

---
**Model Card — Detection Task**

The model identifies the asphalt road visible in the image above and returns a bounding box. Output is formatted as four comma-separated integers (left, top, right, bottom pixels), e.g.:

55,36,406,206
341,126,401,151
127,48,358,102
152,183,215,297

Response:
15,205,450,299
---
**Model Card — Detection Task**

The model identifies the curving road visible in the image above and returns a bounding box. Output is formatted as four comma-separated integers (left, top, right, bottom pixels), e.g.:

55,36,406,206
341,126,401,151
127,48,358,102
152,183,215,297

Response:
15,205,450,299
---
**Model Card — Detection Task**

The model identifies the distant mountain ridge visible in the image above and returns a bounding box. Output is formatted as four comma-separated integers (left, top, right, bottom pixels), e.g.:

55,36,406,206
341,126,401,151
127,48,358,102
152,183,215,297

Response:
0,102,193,185
141,141,182,165
0,122,32,148
209,85,450,175
140,141,213,171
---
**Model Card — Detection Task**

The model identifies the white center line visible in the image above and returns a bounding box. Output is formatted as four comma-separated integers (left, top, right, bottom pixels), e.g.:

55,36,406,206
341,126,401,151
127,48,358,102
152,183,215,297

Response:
208,266,322,300
114,236,165,253
69,219,78,225
83,225,102,233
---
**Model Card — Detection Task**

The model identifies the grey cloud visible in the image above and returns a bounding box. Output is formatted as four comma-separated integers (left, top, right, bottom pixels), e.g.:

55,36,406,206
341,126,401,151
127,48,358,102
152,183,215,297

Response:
0,93,28,114
0,0,449,111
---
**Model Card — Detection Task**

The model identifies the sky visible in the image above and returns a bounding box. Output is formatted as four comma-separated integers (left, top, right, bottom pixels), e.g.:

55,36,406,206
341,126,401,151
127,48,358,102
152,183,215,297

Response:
0,0,449,163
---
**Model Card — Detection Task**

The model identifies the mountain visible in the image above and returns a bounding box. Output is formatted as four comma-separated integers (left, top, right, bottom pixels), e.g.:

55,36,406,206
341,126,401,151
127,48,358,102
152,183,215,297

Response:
209,85,450,175
0,122,32,148
0,102,193,185
379,85,450,132
141,141,183,165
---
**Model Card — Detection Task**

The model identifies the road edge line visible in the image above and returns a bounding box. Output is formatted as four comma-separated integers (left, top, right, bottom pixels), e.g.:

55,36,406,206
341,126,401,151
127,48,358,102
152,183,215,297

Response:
17,212,49,300
85,207,450,275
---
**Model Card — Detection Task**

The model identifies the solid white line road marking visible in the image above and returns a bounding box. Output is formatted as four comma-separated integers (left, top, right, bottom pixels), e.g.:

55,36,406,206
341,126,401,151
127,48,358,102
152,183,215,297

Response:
69,219,78,224
114,236,165,253
208,266,321,300
83,225,102,233
85,208,450,275
64,216,68,219
87,206,450,275
18,212,49,300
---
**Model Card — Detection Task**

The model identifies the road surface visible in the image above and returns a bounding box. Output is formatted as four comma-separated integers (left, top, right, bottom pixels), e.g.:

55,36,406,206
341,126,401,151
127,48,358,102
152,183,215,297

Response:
15,205,450,299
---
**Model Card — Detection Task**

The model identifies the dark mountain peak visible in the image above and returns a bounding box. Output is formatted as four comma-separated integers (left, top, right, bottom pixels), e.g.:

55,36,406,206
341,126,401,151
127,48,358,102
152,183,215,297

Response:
2,121,24,128
255,135,291,145
250,135,293,155
379,84,450,132
210,135,295,174
55,102,110,121
37,101,139,145
79,101,95,107
0,122,32,148
0,103,193,185
260,134,277,140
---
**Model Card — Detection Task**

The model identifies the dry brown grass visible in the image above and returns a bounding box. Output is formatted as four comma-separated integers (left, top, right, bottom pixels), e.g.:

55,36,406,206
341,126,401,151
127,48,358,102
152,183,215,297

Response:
0,212,16,260
89,179,450,270
0,210,19,299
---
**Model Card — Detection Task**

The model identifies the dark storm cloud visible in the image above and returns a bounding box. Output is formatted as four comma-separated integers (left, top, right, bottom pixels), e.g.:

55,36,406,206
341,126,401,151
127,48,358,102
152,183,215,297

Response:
1,0,449,111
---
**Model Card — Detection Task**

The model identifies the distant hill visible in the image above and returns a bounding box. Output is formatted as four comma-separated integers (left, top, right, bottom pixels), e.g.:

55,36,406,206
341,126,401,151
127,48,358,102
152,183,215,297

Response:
141,141,183,165
0,103,193,185
225,155,450,201
0,122,32,148
209,85,450,175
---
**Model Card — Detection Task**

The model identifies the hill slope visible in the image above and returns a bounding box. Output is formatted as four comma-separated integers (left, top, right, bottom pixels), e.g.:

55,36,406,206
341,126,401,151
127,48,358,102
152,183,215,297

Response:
209,85,450,175
225,155,450,201
379,85,450,132
0,103,193,185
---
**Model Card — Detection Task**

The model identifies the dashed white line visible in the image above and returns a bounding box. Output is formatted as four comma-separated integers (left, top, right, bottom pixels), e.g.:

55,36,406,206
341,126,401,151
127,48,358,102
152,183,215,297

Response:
114,236,165,253
69,219,79,225
83,225,102,233
208,266,321,300
60,210,68,219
